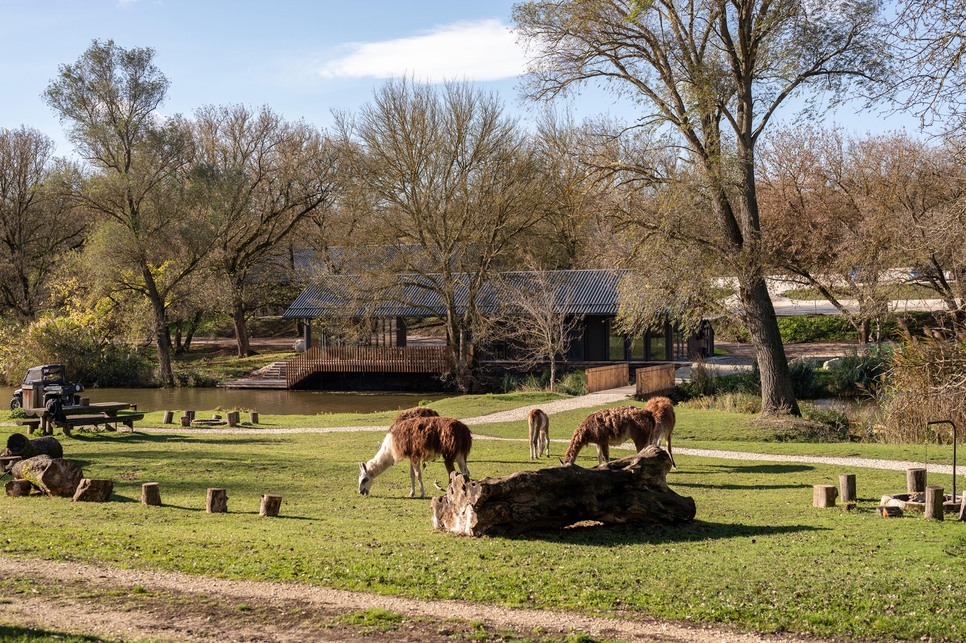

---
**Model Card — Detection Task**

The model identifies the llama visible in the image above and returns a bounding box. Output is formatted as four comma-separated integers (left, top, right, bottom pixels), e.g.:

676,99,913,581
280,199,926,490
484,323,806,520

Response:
358,415,472,498
528,408,550,459
562,405,657,465
644,396,676,468
392,406,439,424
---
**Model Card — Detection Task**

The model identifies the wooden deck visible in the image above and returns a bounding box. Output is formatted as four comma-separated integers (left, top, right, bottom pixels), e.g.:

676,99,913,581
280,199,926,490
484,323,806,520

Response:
286,346,454,389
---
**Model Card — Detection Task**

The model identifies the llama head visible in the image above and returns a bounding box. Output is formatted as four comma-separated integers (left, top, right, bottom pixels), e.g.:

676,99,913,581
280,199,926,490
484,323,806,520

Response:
357,462,373,495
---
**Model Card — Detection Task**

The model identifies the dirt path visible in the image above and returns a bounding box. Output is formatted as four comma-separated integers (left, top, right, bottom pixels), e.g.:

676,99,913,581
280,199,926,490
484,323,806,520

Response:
0,556,832,643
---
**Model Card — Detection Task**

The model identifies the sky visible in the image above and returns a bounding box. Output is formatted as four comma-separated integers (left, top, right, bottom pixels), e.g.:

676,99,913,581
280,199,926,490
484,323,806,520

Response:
1,0,921,158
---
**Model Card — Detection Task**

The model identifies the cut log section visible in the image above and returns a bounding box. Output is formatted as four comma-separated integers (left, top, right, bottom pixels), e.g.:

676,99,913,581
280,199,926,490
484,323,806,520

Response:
431,445,694,537
4,434,63,460
813,484,838,508
206,487,228,513
72,478,114,502
260,494,282,517
10,455,83,497
141,482,162,506
5,479,35,497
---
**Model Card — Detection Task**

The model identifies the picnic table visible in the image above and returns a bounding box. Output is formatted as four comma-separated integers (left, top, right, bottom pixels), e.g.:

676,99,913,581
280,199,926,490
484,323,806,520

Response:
17,402,144,436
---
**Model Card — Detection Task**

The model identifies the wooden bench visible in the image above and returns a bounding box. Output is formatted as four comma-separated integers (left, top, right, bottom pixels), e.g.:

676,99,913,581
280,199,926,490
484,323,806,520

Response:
57,413,145,436
15,418,42,434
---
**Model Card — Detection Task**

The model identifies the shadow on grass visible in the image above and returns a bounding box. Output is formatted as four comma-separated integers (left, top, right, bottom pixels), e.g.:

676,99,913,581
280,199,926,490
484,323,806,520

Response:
701,463,817,474
502,520,826,546
66,432,279,447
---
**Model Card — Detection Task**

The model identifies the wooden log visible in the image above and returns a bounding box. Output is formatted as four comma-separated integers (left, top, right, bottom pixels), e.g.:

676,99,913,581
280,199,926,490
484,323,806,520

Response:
162,411,174,424
839,474,857,507
907,468,927,493
227,411,240,427
5,434,63,459
813,484,838,508
10,455,83,497
249,411,259,424
141,482,162,506
180,415,191,427
924,485,944,520
431,446,694,537
206,487,228,513
877,505,903,518
79,397,90,406
5,479,35,497
186,410,195,421
72,478,114,502
260,494,282,517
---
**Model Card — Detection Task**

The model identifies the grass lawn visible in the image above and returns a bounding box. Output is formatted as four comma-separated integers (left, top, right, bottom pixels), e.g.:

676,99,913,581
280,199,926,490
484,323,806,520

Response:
2,401,965,641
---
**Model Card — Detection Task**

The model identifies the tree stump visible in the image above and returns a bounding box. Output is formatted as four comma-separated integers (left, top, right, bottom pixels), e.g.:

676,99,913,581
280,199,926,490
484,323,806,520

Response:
180,415,191,427
431,446,694,537
11,455,83,497
260,494,282,517
141,482,162,506
186,410,196,421
206,487,228,513
924,485,944,520
5,434,63,459
907,468,927,493
5,479,35,497
249,411,259,425
227,411,240,427
839,474,857,508
72,478,114,502
813,484,838,508
162,411,174,424
79,397,90,406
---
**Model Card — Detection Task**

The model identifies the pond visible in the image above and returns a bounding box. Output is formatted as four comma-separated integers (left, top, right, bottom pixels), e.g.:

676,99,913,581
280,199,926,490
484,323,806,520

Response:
0,386,446,416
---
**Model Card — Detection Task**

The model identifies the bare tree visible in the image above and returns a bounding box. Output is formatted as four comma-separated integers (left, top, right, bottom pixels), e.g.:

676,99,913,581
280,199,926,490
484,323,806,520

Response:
515,0,888,415
191,104,336,356
0,127,85,320
44,40,210,386
336,79,548,391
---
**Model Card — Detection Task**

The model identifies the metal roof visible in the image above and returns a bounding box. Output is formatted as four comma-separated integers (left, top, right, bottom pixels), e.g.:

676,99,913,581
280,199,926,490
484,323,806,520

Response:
283,269,626,319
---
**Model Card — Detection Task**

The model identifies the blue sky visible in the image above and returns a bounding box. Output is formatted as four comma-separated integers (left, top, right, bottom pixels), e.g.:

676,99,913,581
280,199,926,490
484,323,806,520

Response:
1,0,919,157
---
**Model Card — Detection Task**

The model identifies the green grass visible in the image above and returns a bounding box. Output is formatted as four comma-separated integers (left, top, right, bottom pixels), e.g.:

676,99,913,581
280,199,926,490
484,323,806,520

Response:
2,416,965,641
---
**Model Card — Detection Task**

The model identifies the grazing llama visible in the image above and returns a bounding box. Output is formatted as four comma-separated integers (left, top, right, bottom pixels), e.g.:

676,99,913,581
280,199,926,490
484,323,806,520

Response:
562,406,657,465
644,396,676,467
358,415,472,498
528,408,550,459
392,406,439,423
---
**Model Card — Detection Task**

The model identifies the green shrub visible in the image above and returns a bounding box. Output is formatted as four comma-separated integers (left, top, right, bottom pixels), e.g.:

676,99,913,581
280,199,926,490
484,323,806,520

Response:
777,315,856,343
788,359,819,399
555,370,586,396
825,347,890,398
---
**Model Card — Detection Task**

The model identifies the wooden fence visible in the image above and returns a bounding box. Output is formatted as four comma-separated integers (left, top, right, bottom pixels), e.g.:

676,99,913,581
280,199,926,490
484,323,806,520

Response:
635,364,677,397
585,364,630,393
286,345,454,388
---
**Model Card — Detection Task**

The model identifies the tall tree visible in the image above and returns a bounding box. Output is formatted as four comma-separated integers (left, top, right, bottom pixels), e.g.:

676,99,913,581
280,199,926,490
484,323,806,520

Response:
337,79,547,391
0,127,85,320
514,0,887,414
192,104,336,356
44,40,207,386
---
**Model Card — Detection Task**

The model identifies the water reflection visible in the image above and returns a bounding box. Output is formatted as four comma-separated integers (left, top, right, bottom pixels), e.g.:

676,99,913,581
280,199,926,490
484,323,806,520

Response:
0,386,444,415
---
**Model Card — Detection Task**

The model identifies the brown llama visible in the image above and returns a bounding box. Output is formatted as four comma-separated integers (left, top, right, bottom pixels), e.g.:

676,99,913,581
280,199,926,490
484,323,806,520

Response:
562,406,657,465
528,408,550,459
644,396,676,467
392,406,439,424
358,416,472,498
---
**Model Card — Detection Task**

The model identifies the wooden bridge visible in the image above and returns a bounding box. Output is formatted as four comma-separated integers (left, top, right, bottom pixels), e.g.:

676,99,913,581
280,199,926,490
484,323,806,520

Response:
286,345,454,389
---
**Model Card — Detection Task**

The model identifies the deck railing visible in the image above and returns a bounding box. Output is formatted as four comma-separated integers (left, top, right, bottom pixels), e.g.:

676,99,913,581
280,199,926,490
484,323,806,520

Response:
635,364,676,397
585,363,630,393
286,345,454,388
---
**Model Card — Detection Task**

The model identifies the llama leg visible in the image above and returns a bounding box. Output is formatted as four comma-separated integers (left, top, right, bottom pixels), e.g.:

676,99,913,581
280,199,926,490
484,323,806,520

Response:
599,443,610,464
409,459,423,498
457,458,470,480
666,433,676,468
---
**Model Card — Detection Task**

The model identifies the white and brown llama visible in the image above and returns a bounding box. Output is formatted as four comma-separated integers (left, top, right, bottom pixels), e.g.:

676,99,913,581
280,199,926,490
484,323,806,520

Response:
644,396,676,468
357,414,472,498
528,408,550,459
562,406,657,465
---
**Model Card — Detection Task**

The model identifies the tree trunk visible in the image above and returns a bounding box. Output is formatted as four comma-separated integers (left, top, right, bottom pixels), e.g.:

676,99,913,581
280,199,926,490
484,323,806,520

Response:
142,266,175,387
72,478,114,502
11,455,83,497
182,309,202,352
232,294,252,358
739,277,800,416
4,434,63,459
432,446,694,537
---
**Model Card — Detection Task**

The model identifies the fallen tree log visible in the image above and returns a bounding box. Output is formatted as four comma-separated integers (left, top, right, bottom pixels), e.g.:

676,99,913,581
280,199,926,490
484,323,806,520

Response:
2,434,63,463
72,478,114,502
10,455,83,497
432,445,695,537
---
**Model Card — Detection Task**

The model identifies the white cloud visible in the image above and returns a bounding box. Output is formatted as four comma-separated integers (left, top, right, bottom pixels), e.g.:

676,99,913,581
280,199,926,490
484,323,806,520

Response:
319,19,526,83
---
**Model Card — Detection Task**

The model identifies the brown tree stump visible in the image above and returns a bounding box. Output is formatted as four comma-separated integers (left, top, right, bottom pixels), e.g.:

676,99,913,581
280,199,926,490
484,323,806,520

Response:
907,468,927,493
141,482,162,506
180,415,191,427
924,485,944,520
206,487,228,513
249,411,259,424
431,446,694,537
227,411,240,427
5,479,35,497
11,455,83,497
5,434,63,459
260,494,282,517
72,478,114,502
813,484,838,508
839,474,857,507
162,411,174,424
